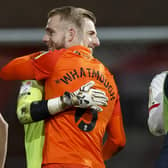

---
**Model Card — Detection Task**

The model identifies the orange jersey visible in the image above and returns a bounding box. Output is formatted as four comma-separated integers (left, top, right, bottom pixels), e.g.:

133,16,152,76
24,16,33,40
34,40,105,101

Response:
0,46,126,168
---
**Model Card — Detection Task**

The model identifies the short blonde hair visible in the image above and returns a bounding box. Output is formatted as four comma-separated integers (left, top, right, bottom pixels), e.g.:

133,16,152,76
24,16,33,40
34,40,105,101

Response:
48,6,96,29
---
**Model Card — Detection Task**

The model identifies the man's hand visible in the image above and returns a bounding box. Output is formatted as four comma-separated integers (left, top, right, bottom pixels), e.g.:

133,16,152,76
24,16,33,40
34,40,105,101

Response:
62,81,108,112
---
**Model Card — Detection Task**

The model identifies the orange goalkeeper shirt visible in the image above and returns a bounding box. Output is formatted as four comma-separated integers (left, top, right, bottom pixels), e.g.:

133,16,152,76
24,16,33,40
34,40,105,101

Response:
0,46,126,168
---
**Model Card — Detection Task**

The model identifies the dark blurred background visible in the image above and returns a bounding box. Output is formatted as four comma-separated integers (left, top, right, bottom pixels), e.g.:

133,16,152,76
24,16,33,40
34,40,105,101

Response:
1,0,168,167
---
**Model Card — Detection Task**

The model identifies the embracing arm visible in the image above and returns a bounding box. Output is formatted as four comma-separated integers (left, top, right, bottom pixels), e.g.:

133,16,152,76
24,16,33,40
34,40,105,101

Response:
16,80,108,124
0,51,58,81
0,52,40,80
102,96,126,160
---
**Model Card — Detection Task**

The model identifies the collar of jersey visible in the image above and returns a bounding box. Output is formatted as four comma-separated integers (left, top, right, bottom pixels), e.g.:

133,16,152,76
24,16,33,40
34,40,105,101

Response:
67,45,93,59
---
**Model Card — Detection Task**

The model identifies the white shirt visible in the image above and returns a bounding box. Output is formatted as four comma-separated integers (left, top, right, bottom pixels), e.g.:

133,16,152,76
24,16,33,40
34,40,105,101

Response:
148,71,168,136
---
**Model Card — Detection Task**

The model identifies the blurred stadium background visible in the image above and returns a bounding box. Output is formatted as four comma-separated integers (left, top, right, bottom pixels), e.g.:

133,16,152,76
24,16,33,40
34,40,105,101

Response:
1,0,168,167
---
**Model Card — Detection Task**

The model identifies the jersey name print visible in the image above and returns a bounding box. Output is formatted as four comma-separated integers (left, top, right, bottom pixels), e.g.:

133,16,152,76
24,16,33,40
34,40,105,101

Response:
57,67,115,101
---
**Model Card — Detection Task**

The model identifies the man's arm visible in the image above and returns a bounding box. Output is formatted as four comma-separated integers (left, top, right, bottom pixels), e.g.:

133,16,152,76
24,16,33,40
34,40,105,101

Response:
16,80,108,124
0,53,38,80
0,51,57,81
148,72,167,136
102,96,126,160
0,113,8,168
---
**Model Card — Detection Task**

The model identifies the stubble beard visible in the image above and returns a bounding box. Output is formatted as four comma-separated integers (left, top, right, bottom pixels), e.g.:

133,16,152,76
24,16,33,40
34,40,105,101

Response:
51,37,66,50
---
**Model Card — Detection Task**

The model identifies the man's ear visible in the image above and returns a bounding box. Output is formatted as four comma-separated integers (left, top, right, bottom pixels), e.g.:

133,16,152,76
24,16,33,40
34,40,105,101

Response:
66,27,76,42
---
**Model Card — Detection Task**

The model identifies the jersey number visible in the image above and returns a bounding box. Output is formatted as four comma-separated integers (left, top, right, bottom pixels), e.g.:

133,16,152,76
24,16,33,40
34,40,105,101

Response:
75,108,98,132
